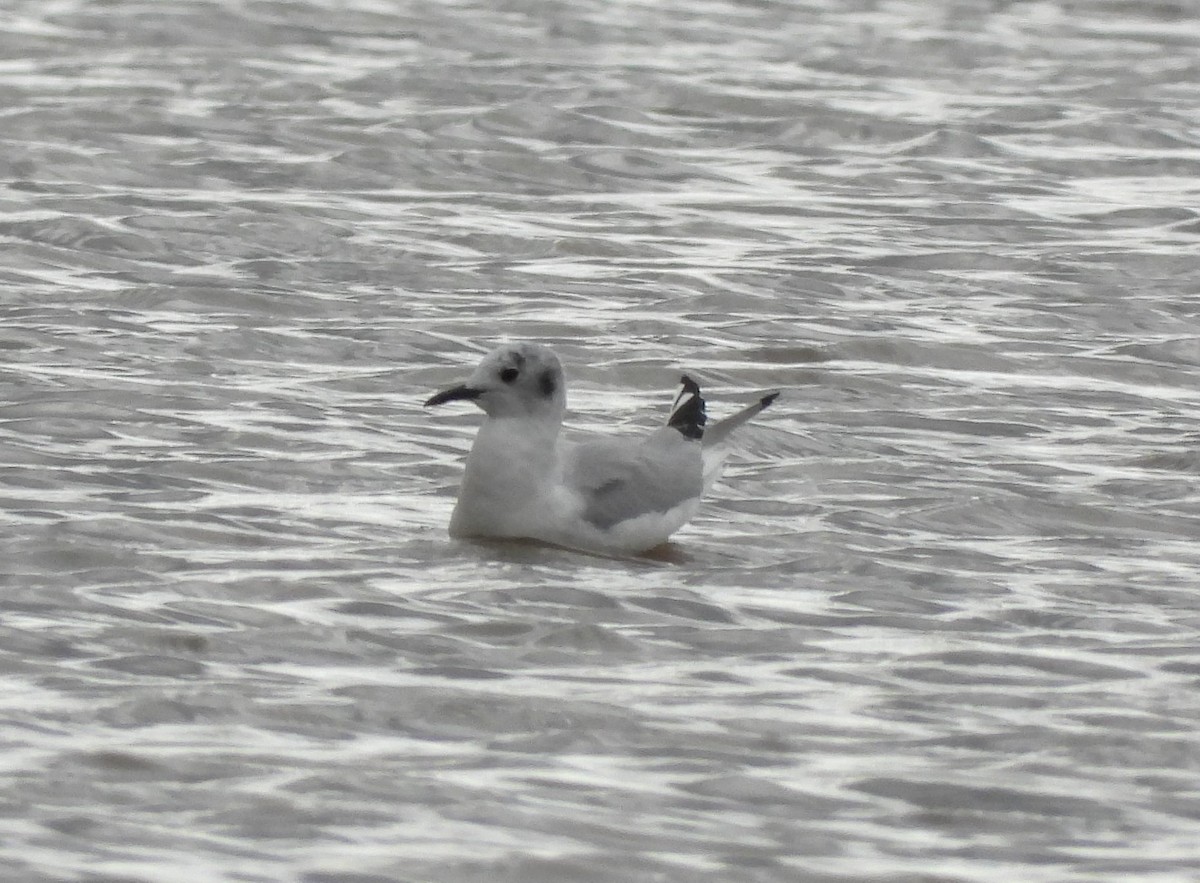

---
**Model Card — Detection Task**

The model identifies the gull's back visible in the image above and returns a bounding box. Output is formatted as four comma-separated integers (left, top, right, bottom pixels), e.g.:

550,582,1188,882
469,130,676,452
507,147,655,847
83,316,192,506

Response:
557,428,704,553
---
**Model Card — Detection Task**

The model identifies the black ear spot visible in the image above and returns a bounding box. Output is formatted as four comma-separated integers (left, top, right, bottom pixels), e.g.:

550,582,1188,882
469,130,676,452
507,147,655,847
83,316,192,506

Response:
500,367,519,383
539,369,557,397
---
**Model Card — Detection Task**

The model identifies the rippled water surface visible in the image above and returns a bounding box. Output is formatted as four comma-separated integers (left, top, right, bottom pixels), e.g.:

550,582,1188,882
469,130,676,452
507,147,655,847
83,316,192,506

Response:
3,1,1200,880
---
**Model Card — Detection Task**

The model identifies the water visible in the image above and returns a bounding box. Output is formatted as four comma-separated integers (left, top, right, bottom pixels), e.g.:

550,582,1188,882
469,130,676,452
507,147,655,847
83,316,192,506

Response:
2,1,1199,880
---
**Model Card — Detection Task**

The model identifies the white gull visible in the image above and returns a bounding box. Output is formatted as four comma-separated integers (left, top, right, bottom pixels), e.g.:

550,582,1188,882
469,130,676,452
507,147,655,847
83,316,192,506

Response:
424,342,778,555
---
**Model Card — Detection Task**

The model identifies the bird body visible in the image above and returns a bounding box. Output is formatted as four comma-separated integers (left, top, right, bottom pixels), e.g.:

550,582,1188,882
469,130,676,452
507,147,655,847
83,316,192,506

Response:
425,343,777,555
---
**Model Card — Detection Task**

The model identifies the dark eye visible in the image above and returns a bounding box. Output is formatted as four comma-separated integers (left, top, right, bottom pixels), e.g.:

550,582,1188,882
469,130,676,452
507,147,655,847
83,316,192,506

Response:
499,367,519,383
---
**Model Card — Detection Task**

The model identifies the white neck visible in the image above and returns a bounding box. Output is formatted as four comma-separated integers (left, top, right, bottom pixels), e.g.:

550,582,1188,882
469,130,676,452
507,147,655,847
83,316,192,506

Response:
449,413,563,537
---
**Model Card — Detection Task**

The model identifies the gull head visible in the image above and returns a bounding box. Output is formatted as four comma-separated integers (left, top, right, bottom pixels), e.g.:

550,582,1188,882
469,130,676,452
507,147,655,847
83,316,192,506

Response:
424,342,566,420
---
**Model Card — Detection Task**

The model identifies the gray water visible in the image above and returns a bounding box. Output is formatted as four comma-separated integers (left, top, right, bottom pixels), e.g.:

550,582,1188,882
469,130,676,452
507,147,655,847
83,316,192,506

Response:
3,1,1200,881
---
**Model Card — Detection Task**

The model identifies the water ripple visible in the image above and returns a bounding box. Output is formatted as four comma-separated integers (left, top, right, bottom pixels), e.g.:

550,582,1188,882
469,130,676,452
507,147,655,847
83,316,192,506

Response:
3,0,1200,881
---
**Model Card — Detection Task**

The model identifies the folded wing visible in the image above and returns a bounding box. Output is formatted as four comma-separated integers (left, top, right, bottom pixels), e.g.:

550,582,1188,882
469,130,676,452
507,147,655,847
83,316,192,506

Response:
565,432,703,530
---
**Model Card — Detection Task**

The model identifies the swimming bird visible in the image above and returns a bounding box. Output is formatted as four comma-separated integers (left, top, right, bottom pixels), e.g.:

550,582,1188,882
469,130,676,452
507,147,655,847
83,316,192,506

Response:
424,342,778,555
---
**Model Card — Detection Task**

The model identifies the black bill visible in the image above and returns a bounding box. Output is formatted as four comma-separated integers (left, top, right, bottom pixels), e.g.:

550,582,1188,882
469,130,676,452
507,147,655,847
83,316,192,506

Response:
424,384,483,407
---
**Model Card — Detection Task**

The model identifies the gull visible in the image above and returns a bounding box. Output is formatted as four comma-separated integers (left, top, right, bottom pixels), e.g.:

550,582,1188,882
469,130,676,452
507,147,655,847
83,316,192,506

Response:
424,342,778,555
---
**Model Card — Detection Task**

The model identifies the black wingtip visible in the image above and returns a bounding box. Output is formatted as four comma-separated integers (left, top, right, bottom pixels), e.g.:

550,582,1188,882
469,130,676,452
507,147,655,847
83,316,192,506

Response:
760,391,780,409
668,374,706,440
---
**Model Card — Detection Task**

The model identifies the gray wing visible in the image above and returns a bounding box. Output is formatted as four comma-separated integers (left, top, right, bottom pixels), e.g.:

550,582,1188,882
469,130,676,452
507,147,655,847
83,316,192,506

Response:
563,430,703,530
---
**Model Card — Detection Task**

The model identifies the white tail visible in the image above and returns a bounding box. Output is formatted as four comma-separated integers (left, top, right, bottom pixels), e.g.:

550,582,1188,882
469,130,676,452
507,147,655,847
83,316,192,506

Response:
701,391,779,492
